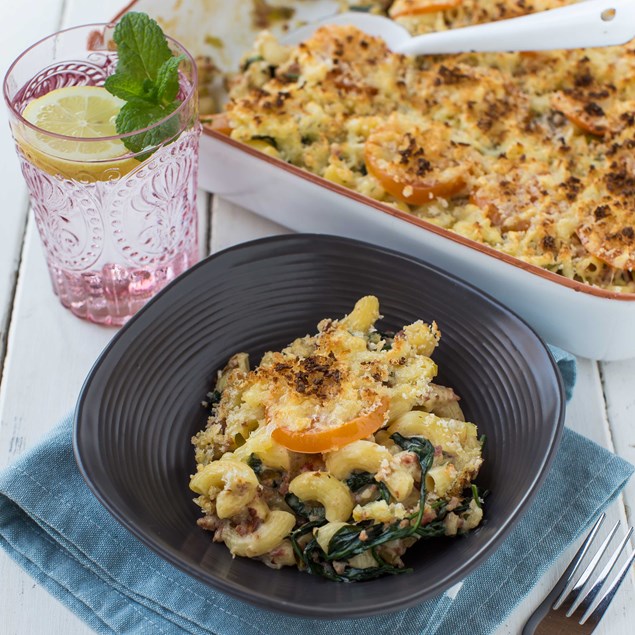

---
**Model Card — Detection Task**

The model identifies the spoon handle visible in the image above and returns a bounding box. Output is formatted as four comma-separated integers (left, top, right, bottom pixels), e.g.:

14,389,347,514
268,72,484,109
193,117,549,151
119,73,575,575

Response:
397,0,635,56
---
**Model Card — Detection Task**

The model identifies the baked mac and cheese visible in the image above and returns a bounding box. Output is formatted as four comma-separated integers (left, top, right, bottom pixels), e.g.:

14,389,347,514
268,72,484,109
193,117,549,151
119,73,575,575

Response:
190,297,484,581
213,0,635,292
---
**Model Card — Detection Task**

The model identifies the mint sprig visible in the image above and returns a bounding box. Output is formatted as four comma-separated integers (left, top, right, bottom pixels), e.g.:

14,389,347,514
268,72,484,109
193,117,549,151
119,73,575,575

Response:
105,12,185,154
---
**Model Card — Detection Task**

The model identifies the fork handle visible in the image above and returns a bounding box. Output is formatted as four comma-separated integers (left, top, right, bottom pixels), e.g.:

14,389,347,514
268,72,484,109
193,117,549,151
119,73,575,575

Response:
396,0,635,55
521,582,566,635
522,514,606,634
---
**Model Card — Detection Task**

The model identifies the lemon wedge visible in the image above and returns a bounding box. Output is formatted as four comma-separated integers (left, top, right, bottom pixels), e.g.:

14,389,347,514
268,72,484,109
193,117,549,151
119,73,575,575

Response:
19,85,138,181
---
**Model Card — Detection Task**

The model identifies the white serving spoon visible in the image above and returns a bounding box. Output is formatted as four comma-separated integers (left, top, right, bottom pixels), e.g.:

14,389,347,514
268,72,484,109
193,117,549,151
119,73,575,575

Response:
283,0,635,55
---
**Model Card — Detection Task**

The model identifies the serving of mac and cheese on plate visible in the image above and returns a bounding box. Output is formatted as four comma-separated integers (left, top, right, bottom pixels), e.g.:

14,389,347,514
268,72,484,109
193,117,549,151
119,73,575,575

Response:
75,234,564,614
190,296,484,581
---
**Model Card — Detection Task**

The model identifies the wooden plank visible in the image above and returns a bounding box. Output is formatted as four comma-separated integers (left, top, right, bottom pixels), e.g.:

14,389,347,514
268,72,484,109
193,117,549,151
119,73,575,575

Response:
0,222,108,635
601,358,635,528
0,0,65,373
0,192,212,634
0,1,92,632
210,197,290,254
1,0,632,622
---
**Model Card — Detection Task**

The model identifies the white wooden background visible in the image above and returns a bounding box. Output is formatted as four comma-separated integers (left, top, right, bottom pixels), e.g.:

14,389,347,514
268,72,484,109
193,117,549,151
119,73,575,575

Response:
0,1,633,633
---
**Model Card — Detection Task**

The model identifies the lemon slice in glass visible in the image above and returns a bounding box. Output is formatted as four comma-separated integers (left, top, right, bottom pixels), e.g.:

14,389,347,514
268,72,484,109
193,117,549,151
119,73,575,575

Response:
19,85,138,181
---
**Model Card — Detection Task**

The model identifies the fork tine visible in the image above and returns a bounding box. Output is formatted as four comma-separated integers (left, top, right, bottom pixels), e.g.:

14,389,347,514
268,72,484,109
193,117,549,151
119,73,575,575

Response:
579,545,635,626
552,514,606,610
523,513,633,635
572,527,633,620
564,520,621,616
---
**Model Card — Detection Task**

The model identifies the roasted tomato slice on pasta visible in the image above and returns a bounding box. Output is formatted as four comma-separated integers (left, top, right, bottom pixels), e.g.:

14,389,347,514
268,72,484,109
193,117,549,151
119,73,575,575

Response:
576,202,635,271
364,120,474,205
204,112,232,136
389,0,462,18
574,150,635,270
551,91,612,137
271,397,389,453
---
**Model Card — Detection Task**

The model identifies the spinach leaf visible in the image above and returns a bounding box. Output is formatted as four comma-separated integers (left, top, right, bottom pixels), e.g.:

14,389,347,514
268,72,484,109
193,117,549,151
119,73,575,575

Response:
378,330,395,349
345,472,373,491
252,135,278,149
415,484,486,538
345,471,391,503
326,524,371,560
285,493,325,522
322,434,434,561
414,519,448,539
336,563,412,581
246,453,264,475
300,538,411,582
391,433,434,526
391,433,435,468
285,494,328,569
242,55,264,71
302,539,341,580
326,519,418,562
203,389,221,411
289,521,326,569
368,330,394,351
472,484,481,508
296,432,479,582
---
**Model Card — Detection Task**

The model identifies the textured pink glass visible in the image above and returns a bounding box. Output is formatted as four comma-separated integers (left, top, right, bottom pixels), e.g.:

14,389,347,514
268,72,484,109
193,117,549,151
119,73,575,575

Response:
4,24,201,326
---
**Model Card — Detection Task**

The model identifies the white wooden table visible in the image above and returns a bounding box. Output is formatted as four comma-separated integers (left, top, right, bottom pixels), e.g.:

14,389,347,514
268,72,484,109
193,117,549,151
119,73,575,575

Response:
0,1,633,633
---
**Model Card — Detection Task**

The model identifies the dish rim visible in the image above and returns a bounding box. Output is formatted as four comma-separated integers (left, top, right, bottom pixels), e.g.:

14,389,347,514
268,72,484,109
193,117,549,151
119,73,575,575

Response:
73,234,566,617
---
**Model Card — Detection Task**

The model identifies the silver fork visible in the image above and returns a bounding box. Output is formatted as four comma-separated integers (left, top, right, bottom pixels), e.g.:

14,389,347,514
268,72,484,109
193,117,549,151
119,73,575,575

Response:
523,513,635,634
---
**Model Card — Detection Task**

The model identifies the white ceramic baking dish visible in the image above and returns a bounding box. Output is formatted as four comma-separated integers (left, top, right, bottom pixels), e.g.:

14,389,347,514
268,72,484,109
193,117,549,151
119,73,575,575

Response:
114,0,635,361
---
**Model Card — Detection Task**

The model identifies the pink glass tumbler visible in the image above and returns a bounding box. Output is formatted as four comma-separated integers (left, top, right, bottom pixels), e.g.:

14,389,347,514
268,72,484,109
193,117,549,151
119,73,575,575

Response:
3,23,201,325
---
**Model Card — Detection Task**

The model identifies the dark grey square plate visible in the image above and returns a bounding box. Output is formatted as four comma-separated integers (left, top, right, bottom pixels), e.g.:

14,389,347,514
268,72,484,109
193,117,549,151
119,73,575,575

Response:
74,234,564,618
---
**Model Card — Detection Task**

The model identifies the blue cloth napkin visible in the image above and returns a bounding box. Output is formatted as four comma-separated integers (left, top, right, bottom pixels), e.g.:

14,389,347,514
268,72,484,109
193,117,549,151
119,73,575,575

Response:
0,347,632,635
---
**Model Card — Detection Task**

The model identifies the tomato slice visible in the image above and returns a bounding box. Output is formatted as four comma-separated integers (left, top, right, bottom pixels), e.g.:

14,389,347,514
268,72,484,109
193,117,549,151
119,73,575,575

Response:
271,398,389,454
574,152,635,270
365,120,472,205
203,112,232,136
577,213,635,270
389,0,462,18
551,92,610,136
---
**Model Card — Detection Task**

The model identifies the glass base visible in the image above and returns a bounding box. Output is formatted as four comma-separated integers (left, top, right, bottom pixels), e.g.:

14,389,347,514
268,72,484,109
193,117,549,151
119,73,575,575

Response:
48,246,198,326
